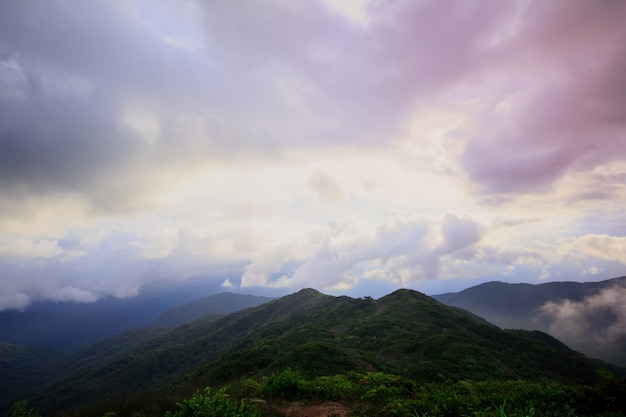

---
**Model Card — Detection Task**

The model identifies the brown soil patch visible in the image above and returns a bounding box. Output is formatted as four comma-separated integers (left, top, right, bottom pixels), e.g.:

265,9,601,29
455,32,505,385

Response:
282,401,352,417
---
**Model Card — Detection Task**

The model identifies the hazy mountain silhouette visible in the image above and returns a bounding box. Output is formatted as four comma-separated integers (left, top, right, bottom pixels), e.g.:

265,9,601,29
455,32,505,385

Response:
151,292,273,326
433,276,626,366
0,281,225,353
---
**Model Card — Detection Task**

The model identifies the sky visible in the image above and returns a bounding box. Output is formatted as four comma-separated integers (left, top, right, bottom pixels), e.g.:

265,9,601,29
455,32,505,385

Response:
1,0,625,311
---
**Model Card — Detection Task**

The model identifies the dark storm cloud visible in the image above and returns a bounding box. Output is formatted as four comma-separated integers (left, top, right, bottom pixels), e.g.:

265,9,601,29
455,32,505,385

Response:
0,1,219,208
0,58,132,194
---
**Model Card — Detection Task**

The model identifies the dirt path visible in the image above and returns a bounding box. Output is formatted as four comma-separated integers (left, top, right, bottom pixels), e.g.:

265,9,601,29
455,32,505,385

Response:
282,401,352,417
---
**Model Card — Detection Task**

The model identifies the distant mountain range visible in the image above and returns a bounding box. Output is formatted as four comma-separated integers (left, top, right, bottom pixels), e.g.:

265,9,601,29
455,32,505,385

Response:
151,292,274,326
4,288,618,416
0,282,253,353
433,276,626,366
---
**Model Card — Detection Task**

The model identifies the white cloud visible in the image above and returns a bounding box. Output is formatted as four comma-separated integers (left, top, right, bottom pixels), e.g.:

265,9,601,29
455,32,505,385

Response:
0,238,64,259
241,212,487,291
569,234,626,264
0,292,31,311
540,285,626,346
50,286,100,303
318,0,370,27
583,266,602,275
129,227,179,259
221,278,235,289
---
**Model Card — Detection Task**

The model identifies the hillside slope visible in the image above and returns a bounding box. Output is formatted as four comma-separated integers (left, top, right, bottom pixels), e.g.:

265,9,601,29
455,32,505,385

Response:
0,342,62,409
0,282,222,353
432,276,626,366
151,292,273,326
27,288,617,416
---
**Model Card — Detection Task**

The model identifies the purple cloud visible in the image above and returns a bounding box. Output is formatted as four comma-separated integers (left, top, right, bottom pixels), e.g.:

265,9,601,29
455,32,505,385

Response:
460,0,626,196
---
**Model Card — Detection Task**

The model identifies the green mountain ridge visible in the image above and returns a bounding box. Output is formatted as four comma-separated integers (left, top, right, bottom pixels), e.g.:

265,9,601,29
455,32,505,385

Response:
17,288,623,417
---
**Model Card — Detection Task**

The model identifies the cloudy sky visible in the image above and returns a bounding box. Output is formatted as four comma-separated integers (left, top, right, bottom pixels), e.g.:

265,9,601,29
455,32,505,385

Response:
1,0,625,310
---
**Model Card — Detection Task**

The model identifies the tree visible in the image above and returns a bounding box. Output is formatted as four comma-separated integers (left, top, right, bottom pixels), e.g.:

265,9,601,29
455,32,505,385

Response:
11,400,41,417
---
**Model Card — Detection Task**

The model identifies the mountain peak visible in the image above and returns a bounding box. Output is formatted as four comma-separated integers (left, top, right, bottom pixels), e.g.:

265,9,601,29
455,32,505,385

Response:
294,288,324,297
378,288,431,304
280,288,328,305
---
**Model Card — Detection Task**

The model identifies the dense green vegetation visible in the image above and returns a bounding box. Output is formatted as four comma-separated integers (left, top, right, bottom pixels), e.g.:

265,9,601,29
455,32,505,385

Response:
0,343,62,409
21,369,626,417
249,369,626,417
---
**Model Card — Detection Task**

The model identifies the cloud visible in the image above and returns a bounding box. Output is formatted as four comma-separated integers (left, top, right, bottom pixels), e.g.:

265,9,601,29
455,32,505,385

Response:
49,286,100,304
221,279,235,289
460,0,626,196
1,0,621,215
569,234,626,265
0,292,31,312
0,57,28,101
319,0,370,26
0,238,64,259
540,284,626,348
439,214,483,255
308,169,346,203
242,213,485,290
0,0,625,308
0,1,232,219
128,227,179,259
241,245,300,288
583,266,602,276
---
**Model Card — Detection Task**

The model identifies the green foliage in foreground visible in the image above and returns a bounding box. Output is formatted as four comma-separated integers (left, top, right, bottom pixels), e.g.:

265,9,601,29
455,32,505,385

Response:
165,387,260,417
156,369,626,417
12,369,626,416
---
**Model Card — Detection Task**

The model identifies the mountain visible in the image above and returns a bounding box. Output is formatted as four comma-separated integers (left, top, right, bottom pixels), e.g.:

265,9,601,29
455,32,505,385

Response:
22,288,620,416
432,276,626,366
0,342,63,410
151,292,274,326
0,282,231,353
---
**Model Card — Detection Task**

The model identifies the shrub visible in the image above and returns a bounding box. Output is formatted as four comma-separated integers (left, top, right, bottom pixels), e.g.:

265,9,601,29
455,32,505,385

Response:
11,401,41,417
260,368,303,400
165,387,260,417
